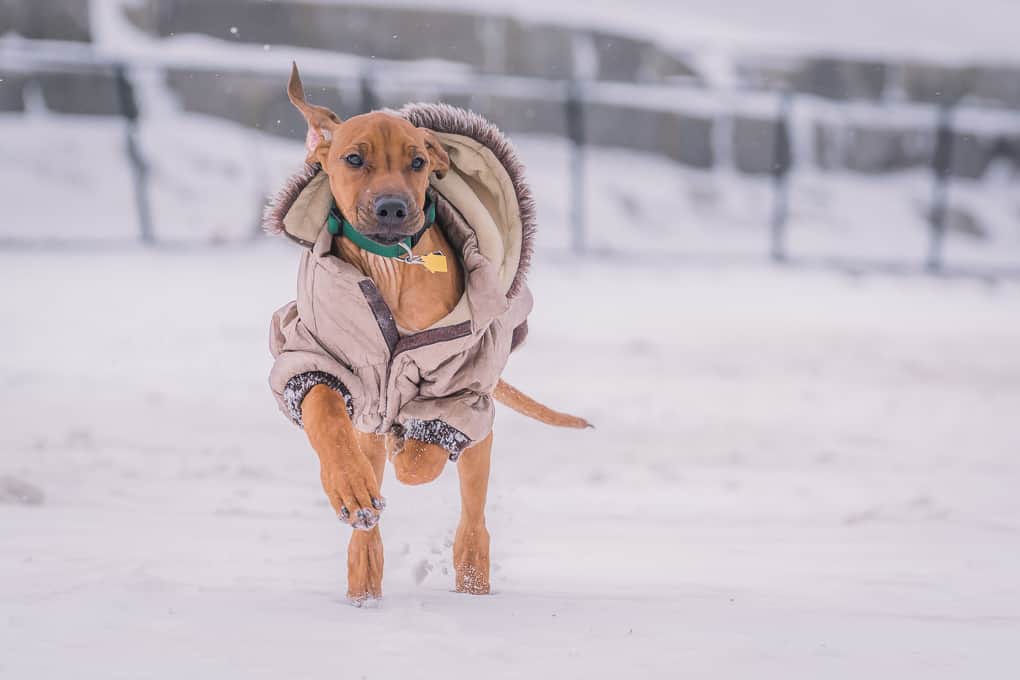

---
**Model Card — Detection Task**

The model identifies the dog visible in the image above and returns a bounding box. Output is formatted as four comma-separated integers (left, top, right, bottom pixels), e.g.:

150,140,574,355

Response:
274,63,589,602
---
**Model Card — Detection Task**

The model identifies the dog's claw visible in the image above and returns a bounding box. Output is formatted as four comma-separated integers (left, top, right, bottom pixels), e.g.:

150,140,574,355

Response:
351,507,379,531
339,505,381,530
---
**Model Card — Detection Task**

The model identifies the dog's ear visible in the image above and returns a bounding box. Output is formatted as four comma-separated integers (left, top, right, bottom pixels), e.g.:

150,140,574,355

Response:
287,62,341,165
422,130,450,180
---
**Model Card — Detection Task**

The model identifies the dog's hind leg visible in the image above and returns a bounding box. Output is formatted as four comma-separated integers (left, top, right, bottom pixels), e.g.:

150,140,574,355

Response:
346,431,388,604
453,432,493,594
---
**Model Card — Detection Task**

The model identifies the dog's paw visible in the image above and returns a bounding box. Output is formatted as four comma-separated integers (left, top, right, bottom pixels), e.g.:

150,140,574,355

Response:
320,455,385,530
390,440,448,486
346,592,382,608
347,521,384,602
454,523,490,595
349,506,382,530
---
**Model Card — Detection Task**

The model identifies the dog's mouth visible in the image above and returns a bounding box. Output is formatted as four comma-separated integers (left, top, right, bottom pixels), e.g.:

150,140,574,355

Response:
351,207,426,246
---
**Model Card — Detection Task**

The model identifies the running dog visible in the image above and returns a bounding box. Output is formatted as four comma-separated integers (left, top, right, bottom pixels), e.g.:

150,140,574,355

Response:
266,63,589,602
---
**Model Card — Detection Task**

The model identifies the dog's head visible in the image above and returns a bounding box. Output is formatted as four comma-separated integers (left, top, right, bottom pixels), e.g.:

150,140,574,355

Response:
287,63,449,246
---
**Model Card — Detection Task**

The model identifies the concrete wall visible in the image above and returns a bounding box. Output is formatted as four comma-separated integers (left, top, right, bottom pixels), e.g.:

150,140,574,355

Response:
123,0,702,84
738,55,1020,110
0,0,91,42
3,0,1019,180
0,72,27,112
123,0,1020,110
122,0,1020,178
0,67,124,116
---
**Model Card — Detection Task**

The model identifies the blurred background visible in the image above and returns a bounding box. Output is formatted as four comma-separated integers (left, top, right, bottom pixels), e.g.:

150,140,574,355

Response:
2,0,1019,270
2,2,1019,678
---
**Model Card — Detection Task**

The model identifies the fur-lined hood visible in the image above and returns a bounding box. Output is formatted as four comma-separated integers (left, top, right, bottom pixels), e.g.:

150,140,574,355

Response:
263,103,535,300
266,104,536,454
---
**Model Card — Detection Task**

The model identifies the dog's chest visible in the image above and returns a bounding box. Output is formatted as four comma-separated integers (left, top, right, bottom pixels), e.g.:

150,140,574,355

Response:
334,235,464,332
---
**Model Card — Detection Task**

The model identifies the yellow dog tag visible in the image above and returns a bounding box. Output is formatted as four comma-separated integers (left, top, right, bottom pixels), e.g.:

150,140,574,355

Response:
421,252,448,273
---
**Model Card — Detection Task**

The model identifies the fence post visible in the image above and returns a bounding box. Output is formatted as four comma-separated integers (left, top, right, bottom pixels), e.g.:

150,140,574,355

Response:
360,67,378,112
565,79,586,254
927,102,955,272
113,64,153,244
770,90,794,262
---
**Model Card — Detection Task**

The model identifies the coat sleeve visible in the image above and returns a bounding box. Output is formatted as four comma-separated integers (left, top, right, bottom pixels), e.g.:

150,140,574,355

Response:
268,301,362,427
396,392,490,461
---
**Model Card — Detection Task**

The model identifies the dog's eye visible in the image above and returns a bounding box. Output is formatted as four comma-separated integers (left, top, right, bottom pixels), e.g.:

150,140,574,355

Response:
344,154,364,168
411,157,426,171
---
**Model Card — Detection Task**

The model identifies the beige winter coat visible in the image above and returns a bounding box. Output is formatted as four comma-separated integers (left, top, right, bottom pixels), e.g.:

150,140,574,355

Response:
264,104,536,459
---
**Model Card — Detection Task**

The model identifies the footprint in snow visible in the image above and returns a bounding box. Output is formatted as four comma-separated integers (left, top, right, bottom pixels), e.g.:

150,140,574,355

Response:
0,476,45,506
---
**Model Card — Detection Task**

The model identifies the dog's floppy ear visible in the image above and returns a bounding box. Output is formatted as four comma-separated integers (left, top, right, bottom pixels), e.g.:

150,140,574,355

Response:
288,62,341,164
422,130,450,180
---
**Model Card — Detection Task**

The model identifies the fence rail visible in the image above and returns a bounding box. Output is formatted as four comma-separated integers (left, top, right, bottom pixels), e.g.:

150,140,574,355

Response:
2,42,1019,277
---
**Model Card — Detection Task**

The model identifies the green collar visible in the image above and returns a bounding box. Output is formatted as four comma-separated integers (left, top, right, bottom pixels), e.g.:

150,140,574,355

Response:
328,194,436,258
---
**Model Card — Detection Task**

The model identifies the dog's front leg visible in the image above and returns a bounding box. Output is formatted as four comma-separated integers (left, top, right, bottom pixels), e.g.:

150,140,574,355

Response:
302,386,388,602
302,385,385,527
454,432,493,594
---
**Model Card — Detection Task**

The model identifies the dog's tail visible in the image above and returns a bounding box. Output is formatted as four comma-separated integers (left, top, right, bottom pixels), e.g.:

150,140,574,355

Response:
493,379,593,429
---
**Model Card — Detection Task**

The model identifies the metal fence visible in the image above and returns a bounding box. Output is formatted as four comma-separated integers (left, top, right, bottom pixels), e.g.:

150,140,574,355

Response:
3,44,1018,278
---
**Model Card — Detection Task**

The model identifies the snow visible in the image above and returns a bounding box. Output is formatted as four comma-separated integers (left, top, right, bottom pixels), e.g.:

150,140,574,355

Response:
0,115,138,242
2,246,1019,678
3,112,1017,267
4,0,1018,266
3,4,1020,671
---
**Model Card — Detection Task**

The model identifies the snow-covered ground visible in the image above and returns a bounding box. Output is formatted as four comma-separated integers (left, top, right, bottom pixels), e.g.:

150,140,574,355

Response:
2,245,1019,678
3,112,1018,269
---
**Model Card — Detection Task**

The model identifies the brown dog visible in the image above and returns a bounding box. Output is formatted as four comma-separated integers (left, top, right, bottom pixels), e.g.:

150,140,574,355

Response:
285,64,589,602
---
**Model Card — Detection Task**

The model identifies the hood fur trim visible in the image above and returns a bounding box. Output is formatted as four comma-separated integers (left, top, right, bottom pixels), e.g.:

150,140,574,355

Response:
262,162,318,243
397,103,535,299
262,103,535,300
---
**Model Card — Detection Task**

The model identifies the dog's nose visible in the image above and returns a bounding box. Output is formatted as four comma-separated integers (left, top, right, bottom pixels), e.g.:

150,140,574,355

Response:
374,195,409,225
